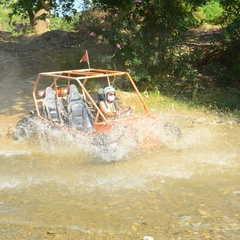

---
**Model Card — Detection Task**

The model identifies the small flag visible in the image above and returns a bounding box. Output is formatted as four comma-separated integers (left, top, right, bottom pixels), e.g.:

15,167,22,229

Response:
80,51,90,68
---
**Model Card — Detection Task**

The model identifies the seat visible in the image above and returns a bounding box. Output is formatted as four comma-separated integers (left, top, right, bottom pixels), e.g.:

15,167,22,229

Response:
42,87,59,123
67,84,94,132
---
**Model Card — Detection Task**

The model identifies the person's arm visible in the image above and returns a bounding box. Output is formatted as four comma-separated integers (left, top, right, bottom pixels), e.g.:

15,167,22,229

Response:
99,101,117,117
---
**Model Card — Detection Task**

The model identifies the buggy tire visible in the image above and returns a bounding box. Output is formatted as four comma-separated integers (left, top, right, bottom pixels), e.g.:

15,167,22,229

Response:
14,116,37,140
163,122,182,140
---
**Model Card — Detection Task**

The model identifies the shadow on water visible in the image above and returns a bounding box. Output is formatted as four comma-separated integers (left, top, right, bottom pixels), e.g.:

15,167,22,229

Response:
0,112,240,239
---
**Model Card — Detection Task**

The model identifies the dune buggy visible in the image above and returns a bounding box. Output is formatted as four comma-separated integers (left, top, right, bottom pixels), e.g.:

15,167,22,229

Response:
15,68,181,148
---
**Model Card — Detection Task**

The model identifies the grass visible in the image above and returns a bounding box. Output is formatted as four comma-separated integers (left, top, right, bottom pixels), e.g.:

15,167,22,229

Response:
142,89,240,122
148,94,204,113
0,7,14,32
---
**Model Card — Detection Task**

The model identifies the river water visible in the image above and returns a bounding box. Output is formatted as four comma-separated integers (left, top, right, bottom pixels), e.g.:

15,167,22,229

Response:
0,111,239,239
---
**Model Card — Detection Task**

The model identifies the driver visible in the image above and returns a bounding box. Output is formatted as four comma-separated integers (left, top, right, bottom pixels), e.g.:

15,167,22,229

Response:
99,86,120,118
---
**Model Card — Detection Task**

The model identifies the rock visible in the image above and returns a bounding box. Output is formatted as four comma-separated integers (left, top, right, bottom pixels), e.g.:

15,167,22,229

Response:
196,209,208,216
47,230,55,234
143,236,154,240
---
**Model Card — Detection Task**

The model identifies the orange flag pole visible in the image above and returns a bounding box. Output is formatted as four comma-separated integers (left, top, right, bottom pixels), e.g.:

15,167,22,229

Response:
80,50,90,68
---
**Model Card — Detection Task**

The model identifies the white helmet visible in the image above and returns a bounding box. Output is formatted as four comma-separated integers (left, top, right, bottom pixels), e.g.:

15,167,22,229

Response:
104,86,116,98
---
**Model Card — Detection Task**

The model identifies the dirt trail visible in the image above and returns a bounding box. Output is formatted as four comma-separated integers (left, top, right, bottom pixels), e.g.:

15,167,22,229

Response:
183,23,222,47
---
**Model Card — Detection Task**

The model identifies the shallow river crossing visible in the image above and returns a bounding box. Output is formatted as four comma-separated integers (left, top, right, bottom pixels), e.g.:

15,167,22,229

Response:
0,111,239,239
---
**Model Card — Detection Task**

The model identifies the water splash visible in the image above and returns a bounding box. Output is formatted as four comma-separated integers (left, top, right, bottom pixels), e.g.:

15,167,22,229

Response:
0,113,239,194
3,113,215,162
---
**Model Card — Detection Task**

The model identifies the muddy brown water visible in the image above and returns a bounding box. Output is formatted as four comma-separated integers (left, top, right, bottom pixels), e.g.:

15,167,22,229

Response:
0,110,239,240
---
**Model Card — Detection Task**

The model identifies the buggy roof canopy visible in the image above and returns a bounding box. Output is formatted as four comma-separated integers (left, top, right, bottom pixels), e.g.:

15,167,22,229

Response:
38,68,127,80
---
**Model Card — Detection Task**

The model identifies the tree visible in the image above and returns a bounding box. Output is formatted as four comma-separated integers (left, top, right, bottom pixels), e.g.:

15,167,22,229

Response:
1,0,77,33
219,0,240,79
90,0,204,89
220,0,240,23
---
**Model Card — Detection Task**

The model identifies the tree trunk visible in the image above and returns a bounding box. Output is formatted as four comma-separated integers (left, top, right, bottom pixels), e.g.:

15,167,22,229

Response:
34,8,50,34
28,10,35,30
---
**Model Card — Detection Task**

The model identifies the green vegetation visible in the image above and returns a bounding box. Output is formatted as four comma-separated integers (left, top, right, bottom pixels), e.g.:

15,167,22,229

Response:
50,15,78,31
0,5,78,32
0,5,24,32
196,0,223,24
0,0,76,31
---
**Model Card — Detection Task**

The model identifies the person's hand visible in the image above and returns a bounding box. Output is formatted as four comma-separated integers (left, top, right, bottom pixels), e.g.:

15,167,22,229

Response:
115,110,122,116
127,106,134,114
117,106,134,116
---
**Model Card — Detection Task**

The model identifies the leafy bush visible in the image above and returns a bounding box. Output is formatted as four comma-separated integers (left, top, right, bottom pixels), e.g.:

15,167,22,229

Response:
86,1,199,92
51,15,76,31
217,0,240,85
0,6,28,32
196,0,223,24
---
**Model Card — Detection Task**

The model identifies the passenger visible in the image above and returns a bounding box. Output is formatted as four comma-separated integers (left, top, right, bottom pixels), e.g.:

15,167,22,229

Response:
99,86,121,118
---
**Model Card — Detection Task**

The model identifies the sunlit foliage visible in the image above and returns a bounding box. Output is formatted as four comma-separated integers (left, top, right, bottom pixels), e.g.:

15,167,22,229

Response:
0,0,77,30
